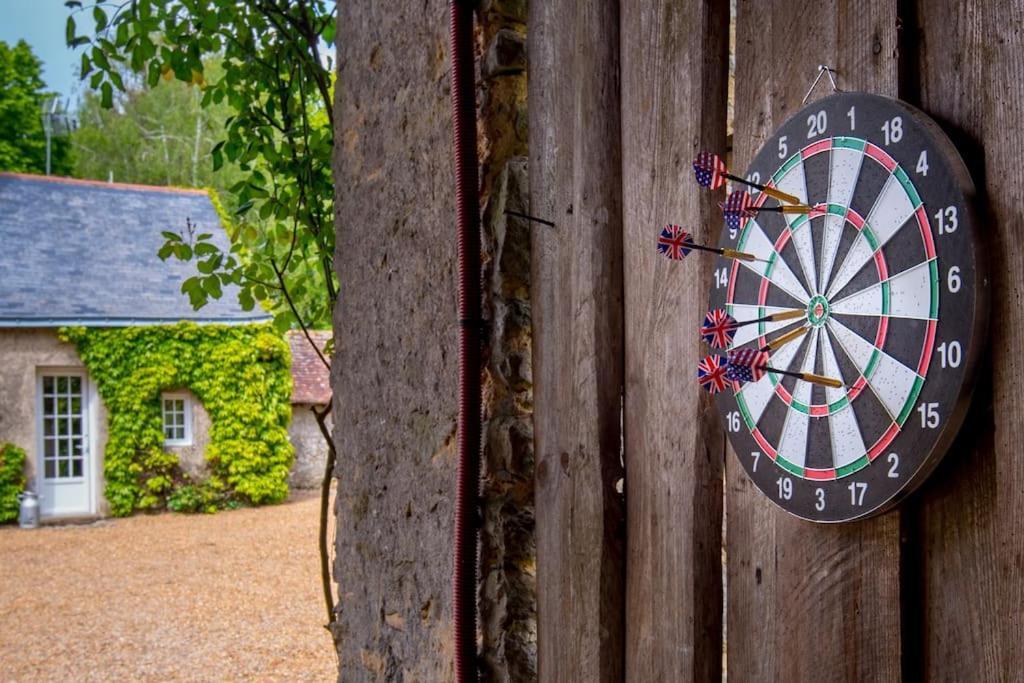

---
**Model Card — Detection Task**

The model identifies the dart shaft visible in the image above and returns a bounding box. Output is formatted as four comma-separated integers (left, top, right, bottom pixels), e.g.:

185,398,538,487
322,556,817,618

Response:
686,242,758,262
724,172,801,205
767,367,843,389
761,325,809,351
757,205,812,214
734,308,805,329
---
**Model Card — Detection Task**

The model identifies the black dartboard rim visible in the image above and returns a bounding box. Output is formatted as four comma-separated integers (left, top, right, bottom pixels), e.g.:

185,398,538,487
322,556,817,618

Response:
708,92,988,523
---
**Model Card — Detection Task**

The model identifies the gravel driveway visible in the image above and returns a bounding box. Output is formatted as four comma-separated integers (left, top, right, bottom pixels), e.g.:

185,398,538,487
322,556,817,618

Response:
0,491,337,681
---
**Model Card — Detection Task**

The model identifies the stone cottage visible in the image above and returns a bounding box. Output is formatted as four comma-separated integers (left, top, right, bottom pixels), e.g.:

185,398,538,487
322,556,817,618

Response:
286,329,331,489
0,172,307,519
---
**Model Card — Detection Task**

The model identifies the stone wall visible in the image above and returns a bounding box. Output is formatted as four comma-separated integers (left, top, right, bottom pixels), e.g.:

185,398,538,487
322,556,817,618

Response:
288,404,330,489
331,1,534,679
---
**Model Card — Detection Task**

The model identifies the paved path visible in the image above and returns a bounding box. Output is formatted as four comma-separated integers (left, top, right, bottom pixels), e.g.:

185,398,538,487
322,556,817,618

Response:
0,492,337,681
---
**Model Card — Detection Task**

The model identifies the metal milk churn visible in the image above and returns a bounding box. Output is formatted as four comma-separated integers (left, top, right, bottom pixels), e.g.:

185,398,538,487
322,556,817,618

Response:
17,491,39,529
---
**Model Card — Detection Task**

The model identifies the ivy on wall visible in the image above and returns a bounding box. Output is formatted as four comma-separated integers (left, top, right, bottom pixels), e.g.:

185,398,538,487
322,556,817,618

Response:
60,323,293,516
0,443,27,523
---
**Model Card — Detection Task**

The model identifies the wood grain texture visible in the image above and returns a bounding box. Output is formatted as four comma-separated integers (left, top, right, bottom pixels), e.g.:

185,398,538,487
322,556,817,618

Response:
905,1,1022,679
619,1,728,680
727,2,902,681
528,0,626,680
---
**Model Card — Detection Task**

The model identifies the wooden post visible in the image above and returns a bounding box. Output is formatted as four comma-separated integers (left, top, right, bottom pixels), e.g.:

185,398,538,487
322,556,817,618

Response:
619,1,728,680
528,0,626,680
726,2,902,680
902,1,1022,679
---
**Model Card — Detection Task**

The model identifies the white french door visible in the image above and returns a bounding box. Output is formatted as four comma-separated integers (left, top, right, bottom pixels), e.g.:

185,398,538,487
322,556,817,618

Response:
38,372,93,517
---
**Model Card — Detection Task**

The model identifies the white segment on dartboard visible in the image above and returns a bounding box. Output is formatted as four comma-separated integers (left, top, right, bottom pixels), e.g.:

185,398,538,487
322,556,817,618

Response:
827,173,918,299
774,156,819,294
727,303,805,348
818,144,866,291
738,218,811,304
831,260,936,320
775,328,819,469
826,316,921,421
736,333,806,426
818,329,868,470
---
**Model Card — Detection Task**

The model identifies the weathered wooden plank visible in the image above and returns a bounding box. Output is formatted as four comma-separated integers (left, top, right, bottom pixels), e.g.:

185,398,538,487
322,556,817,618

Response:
619,1,729,680
906,1,1021,679
727,2,902,681
528,0,626,680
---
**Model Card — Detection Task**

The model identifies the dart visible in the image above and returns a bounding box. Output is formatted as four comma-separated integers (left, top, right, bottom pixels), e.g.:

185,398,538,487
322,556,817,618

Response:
725,348,843,389
692,151,802,205
760,324,810,351
719,190,812,231
657,224,762,263
700,307,805,349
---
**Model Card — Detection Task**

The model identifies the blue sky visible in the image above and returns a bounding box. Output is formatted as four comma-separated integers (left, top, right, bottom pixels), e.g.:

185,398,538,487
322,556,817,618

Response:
0,0,84,103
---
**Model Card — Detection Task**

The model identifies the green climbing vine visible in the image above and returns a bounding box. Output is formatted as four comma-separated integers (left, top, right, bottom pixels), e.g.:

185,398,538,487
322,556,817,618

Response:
60,323,293,516
0,443,27,523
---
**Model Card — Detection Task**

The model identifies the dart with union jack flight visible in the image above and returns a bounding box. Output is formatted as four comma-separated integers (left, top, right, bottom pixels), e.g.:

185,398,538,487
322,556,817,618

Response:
719,190,814,232
692,151,802,205
696,350,842,395
656,224,763,264
700,307,806,349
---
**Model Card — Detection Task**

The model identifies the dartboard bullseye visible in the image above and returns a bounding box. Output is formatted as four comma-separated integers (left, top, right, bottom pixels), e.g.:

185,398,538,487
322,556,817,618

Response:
706,92,987,522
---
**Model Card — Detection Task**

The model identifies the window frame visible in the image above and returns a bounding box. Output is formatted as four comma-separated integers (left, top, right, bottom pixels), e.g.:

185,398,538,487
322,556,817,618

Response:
161,392,193,447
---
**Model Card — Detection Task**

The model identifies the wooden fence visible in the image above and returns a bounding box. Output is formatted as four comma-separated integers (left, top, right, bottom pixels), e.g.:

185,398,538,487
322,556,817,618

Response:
527,0,1023,679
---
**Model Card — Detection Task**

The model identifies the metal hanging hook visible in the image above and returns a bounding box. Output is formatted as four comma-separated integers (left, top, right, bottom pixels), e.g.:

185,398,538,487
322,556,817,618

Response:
802,65,842,105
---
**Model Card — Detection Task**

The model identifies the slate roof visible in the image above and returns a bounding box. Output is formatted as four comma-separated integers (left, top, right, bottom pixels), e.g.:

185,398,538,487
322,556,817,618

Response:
0,173,270,326
288,330,332,405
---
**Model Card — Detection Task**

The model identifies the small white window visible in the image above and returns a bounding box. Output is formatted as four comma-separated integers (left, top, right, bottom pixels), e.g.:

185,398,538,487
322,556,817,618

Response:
161,393,192,446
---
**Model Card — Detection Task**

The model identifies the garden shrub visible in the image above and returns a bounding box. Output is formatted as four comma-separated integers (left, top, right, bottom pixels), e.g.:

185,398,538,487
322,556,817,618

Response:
0,443,27,523
60,323,293,516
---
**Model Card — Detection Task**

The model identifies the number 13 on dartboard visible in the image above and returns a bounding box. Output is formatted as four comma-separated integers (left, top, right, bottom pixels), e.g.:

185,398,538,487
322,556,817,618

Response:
705,92,988,522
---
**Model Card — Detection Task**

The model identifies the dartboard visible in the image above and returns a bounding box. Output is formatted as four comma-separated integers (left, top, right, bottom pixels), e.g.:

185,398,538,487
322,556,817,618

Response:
707,92,987,522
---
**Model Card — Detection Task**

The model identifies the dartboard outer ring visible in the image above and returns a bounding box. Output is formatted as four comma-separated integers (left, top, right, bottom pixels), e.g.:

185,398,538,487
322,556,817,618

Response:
708,92,989,523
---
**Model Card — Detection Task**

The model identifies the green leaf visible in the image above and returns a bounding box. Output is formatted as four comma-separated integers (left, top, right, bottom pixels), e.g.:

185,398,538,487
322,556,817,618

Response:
64,1,83,8
160,231,181,241
238,288,255,311
92,46,110,71
100,81,113,109
157,244,175,261
93,6,108,32
65,16,76,46
80,52,91,77
202,276,223,299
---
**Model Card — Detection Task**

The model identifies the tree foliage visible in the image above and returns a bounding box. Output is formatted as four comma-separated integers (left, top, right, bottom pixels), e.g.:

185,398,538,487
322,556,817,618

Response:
68,0,337,332
72,60,245,199
0,40,73,175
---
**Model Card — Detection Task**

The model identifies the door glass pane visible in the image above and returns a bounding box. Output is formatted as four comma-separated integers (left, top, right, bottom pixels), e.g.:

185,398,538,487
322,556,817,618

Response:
44,439,55,457
58,439,69,457
44,419,54,436
71,397,81,414
43,377,54,393
57,460,69,477
57,397,68,414
45,460,55,478
71,418,82,435
56,377,68,393
72,460,82,477
43,397,54,414
70,377,81,393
